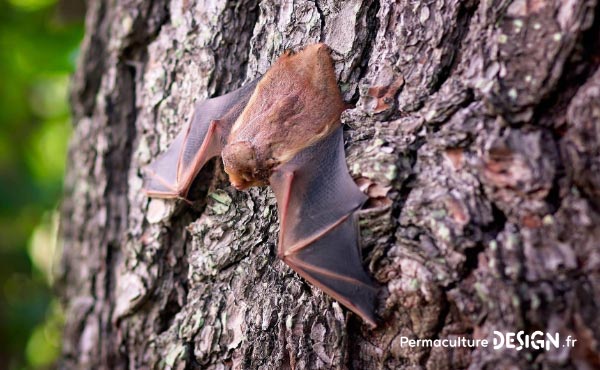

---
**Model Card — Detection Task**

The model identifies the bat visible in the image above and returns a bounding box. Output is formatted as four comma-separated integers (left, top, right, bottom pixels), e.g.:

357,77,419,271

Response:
143,44,379,327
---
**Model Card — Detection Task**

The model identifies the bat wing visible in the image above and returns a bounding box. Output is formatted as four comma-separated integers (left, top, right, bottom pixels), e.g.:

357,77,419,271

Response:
269,127,378,327
144,79,259,198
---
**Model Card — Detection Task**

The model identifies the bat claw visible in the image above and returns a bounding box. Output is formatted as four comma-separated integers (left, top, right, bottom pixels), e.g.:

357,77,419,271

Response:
178,196,194,206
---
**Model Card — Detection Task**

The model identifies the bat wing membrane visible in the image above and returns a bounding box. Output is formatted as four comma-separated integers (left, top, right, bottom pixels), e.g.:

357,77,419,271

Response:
144,79,260,198
270,127,378,327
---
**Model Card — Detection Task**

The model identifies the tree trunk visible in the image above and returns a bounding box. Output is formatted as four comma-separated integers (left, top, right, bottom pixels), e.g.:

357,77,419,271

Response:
58,0,600,369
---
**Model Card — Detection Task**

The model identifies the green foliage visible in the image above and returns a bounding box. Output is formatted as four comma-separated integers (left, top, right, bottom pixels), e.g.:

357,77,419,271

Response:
0,0,83,368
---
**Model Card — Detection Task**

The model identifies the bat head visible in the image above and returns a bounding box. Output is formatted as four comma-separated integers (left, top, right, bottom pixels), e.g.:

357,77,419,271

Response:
222,140,266,189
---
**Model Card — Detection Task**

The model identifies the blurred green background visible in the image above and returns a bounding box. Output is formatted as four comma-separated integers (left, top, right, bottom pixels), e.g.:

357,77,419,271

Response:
0,0,83,368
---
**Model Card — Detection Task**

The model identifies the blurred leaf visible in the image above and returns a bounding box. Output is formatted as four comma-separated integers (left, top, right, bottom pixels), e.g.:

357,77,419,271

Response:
28,212,59,284
8,0,56,12
27,117,71,185
25,302,63,367
29,75,70,118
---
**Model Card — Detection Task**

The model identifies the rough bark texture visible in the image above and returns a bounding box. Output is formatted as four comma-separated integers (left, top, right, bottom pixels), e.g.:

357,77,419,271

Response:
59,0,600,369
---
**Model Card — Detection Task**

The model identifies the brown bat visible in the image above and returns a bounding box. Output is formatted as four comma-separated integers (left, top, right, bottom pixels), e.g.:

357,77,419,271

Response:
144,44,378,327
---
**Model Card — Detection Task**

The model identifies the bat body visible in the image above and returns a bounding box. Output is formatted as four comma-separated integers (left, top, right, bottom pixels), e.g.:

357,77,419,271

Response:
144,44,378,327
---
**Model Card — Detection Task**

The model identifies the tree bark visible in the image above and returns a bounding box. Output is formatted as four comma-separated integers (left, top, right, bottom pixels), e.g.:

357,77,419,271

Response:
59,0,600,369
